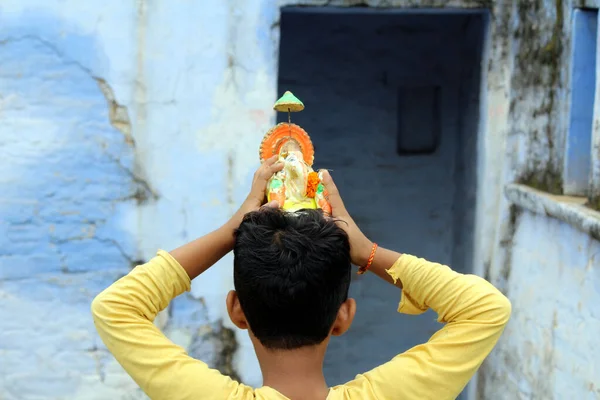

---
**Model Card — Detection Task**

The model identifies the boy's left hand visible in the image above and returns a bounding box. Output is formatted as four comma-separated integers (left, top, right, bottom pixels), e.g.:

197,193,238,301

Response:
229,155,283,226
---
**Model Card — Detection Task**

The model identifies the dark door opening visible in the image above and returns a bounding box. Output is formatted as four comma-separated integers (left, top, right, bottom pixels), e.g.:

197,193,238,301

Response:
277,6,488,396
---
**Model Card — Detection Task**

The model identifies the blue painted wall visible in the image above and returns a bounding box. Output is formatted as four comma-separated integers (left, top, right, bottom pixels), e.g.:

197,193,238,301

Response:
0,28,138,398
0,1,274,397
563,9,598,195
482,210,600,399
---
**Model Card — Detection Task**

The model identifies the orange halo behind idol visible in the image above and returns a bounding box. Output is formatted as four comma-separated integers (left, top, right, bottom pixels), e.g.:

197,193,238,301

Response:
259,123,314,166
259,91,331,215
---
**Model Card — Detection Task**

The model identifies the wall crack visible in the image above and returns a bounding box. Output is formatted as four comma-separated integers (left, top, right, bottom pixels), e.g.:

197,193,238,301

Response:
96,78,135,146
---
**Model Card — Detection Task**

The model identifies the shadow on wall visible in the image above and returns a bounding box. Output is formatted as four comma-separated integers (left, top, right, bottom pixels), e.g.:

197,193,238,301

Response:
276,8,487,398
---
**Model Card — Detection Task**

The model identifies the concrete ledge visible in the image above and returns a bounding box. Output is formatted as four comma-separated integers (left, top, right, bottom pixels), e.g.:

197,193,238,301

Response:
505,183,600,240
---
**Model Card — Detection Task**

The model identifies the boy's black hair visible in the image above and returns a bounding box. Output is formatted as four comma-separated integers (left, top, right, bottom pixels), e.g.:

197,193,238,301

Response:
233,207,352,350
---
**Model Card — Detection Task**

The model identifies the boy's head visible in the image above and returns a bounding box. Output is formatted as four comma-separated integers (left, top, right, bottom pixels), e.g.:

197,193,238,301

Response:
228,207,355,350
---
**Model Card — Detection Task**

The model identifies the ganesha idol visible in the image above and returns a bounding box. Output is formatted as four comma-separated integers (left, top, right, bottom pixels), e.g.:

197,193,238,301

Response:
259,91,332,215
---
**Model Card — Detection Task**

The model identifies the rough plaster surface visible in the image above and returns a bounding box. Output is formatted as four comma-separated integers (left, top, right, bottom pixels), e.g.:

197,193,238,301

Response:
506,183,600,241
482,2,600,399
0,1,252,398
0,34,142,399
3,0,600,399
497,184,600,398
480,210,600,399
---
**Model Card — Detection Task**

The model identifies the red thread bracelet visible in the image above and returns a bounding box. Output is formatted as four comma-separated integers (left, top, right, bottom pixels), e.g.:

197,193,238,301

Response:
358,243,378,275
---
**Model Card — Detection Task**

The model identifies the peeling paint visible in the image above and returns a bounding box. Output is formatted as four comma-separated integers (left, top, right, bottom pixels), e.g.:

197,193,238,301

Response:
188,322,241,382
96,78,134,146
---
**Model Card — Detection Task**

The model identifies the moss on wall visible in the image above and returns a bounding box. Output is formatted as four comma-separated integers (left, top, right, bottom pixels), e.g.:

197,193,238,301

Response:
586,195,600,211
518,168,563,195
496,204,522,294
512,0,566,194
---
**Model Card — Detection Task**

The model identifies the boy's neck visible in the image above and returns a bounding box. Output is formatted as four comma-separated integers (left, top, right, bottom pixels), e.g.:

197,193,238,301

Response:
255,341,330,400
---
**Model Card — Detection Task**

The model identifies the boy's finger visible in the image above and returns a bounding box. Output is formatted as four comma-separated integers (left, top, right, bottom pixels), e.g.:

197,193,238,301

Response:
261,200,280,209
258,158,283,181
268,160,284,175
263,155,279,166
319,170,347,215
253,155,278,181
261,155,280,175
250,159,283,201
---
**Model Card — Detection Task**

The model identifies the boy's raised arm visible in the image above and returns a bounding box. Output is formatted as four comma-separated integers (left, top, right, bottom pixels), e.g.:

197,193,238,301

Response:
91,246,239,399
354,252,511,399
320,171,511,400
91,157,283,399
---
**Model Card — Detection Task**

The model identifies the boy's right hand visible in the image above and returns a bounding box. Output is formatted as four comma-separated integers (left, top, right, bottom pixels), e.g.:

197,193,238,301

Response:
320,170,374,267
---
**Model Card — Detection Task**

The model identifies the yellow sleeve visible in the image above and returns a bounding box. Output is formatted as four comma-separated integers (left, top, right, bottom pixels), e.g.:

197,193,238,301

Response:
346,255,511,400
91,250,246,400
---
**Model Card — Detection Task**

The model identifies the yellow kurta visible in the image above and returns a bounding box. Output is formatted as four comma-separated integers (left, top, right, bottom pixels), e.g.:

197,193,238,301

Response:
92,251,511,400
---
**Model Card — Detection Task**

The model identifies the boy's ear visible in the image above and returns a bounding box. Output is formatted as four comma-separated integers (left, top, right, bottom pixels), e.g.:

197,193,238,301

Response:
331,298,356,337
226,290,249,330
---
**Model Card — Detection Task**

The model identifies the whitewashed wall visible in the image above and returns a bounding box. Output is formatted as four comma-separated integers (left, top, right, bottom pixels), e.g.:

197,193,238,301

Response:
481,207,600,399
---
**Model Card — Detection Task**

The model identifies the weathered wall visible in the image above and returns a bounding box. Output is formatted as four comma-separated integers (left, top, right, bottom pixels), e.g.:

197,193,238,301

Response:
0,4,143,398
2,0,600,399
481,211,600,399
274,2,600,397
0,0,276,397
479,0,600,399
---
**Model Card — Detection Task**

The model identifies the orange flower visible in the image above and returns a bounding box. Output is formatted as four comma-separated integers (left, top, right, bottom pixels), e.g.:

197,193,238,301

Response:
306,171,320,198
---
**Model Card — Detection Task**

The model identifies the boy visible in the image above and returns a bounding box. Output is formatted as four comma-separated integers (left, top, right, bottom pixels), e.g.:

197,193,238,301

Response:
92,156,511,399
